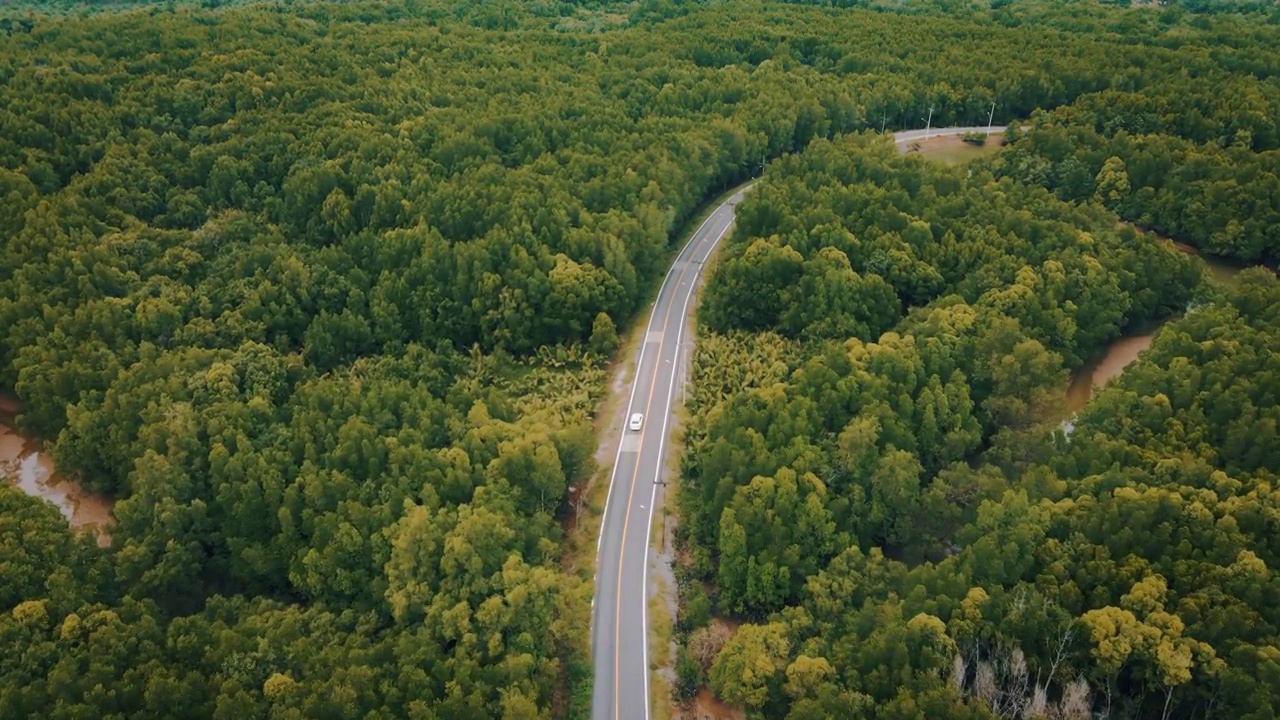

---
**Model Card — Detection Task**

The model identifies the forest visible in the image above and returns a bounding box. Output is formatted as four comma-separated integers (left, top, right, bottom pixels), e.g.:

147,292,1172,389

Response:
1,0,1279,718
678,20,1280,720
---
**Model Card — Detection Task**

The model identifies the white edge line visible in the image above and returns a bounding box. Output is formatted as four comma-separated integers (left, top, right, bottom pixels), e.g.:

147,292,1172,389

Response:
619,124,1008,712
641,201,740,720
591,191,745,714
596,203,723,555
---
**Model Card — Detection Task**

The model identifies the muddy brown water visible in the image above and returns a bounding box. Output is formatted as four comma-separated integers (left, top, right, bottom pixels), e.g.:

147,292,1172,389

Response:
1064,236,1245,413
0,395,113,547
1065,333,1156,413
1172,240,1242,286
0,236,1250,548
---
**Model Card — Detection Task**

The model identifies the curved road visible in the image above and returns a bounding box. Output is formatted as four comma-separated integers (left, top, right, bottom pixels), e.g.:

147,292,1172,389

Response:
590,126,1007,720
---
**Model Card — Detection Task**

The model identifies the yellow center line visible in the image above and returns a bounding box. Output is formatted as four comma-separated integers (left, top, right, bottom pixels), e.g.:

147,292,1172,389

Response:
612,236,702,719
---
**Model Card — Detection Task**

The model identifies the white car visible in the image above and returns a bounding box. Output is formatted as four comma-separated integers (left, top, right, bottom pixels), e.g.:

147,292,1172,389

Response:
628,413,644,432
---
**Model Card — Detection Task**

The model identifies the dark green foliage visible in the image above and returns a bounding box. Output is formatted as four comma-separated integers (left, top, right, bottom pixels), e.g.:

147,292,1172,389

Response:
674,645,702,702
999,91,1280,264
1,1,1278,719
680,101,1279,720
0,487,107,615
589,312,621,357
704,134,1200,366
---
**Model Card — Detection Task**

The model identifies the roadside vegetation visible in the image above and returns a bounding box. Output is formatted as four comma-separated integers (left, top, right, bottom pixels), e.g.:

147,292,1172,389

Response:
674,11,1280,720
1,1,1277,719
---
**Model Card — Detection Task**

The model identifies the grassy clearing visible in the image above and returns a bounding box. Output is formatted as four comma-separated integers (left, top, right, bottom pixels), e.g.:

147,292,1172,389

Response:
908,135,1005,165
554,7,631,32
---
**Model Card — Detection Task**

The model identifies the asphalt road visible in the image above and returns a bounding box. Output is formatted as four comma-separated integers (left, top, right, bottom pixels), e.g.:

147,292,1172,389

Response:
894,125,1008,149
589,126,1007,720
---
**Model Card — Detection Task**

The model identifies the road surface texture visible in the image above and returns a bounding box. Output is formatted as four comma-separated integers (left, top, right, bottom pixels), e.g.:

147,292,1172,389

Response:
894,125,1008,150
590,126,1007,720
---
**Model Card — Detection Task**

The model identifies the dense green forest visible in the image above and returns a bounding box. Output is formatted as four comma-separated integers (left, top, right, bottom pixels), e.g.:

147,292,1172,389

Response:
677,43,1280,720
2,0,1279,718
998,100,1280,265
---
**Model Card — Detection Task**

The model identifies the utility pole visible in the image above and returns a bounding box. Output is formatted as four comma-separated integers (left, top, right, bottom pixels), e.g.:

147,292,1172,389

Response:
881,110,887,134
987,100,996,130
924,105,934,140
661,494,668,553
